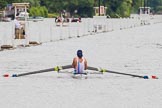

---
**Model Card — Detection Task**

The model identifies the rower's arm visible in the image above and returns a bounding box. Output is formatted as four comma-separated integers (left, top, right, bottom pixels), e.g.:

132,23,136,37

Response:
84,59,87,70
72,58,77,68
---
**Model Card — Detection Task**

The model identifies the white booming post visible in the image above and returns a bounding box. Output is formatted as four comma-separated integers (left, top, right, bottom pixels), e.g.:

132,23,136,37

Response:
87,18,90,33
11,21,14,47
68,21,71,38
38,22,41,43
24,6,28,46
92,18,95,35
25,21,29,46
14,6,17,18
50,22,53,42
106,19,109,32
77,21,79,37
83,19,86,36
0,37,1,50
60,22,63,40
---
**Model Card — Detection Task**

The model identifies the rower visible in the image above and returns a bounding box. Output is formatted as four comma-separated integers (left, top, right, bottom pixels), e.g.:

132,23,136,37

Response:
72,50,87,74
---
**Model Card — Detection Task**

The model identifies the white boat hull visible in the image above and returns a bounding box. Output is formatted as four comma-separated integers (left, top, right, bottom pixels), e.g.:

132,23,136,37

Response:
71,72,88,79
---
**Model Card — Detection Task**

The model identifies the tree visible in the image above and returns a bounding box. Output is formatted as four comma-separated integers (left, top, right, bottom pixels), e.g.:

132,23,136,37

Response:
131,0,141,13
116,0,132,17
0,0,7,9
77,0,94,17
23,0,40,7
29,6,48,17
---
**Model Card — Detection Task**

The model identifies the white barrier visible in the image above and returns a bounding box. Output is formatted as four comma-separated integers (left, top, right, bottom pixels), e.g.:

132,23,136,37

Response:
0,22,14,46
0,15,162,50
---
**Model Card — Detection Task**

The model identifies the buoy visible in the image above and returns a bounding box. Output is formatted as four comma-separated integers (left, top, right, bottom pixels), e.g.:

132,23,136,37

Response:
3,74,9,77
143,75,158,79
12,74,17,77
143,76,149,79
151,75,158,79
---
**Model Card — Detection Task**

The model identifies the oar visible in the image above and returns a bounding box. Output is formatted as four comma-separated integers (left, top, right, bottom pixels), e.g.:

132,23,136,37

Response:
87,66,157,79
12,65,72,77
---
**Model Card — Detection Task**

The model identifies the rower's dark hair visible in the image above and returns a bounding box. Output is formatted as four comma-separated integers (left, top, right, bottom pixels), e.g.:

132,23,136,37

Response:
77,50,83,58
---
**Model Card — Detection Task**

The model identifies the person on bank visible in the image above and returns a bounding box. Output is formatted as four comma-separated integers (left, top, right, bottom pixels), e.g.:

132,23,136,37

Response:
14,17,22,29
14,17,23,39
72,50,87,74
